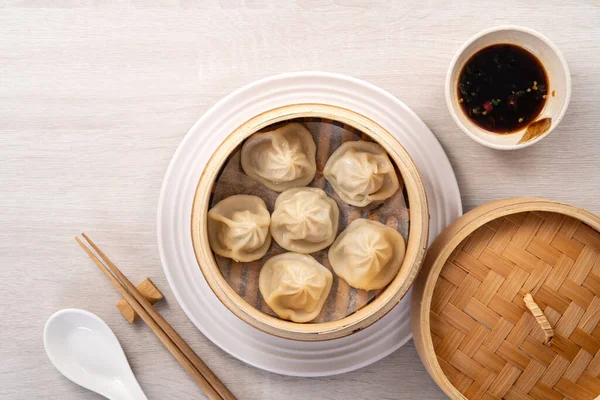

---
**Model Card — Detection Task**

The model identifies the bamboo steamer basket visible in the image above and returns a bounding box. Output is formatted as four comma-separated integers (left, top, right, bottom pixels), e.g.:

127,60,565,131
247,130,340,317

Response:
411,197,600,400
190,103,429,341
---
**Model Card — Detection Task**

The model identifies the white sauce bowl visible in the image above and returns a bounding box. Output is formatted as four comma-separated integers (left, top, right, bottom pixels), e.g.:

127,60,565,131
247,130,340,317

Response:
446,25,571,150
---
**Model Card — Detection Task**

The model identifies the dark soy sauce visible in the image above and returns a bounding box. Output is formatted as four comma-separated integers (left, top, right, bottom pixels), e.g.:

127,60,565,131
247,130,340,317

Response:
458,44,548,133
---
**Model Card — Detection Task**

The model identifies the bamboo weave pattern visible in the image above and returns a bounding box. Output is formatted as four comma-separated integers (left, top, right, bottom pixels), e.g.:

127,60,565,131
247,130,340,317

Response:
431,211,600,400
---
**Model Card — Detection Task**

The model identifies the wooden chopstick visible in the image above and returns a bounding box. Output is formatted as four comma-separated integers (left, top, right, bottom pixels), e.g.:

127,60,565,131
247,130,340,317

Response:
75,237,223,400
76,235,236,400
80,233,235,400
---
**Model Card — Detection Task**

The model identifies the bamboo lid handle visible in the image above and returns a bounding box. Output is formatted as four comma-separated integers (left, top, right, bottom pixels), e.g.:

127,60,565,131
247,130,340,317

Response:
523,293,554,344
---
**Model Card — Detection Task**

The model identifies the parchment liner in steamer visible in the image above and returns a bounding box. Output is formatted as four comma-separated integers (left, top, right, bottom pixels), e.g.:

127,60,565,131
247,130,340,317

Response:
209,118,410,323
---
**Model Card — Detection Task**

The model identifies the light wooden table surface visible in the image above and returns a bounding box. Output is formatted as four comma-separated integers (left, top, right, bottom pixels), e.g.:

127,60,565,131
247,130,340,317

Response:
1,1,599,399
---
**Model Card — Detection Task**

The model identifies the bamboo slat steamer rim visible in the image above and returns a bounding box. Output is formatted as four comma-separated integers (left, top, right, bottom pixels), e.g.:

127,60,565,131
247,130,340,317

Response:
191,103,430,341
411,197,600,400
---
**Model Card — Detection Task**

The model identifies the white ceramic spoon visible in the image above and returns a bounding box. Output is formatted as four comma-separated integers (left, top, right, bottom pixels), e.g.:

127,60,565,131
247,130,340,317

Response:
44,309,148,400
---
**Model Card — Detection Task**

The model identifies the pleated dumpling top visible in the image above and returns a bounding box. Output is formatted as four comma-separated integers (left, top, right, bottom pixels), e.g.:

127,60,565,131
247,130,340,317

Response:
259,253,333,322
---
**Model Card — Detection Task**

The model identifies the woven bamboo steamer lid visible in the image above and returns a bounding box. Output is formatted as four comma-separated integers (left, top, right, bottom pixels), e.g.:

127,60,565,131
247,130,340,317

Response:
411,197,600,400
192,103,429,341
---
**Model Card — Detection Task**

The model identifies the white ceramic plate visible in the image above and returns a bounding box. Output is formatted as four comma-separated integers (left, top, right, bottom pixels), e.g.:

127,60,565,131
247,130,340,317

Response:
157,72,462,377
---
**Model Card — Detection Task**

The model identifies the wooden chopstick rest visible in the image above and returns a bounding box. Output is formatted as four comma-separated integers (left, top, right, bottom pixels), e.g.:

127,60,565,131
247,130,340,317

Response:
116,278,163,323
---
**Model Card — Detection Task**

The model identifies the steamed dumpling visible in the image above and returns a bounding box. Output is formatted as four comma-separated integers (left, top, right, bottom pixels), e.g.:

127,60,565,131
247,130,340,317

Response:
323,141,399,207
241,123,316,192
328,219,405,291
207,195,271,262
259,252,333,322
271,187,340,253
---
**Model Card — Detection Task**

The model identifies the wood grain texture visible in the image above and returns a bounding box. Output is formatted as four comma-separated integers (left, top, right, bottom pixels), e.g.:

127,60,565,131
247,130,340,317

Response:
0,1,599,399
